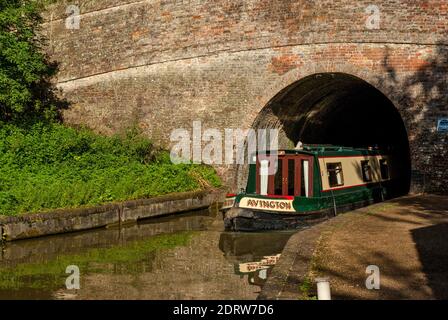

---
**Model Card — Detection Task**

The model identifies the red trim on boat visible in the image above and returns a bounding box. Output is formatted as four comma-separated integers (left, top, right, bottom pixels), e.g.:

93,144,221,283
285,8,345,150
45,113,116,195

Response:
226,193,237,197
318,155,383,159
264,195,294,200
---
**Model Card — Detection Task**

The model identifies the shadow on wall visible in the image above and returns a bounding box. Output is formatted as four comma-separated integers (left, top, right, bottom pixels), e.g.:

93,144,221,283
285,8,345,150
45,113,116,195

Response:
380,43,448,194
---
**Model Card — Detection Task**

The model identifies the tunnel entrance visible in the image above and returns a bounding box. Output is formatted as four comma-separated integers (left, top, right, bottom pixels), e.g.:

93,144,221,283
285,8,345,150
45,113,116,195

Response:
245,73,411,197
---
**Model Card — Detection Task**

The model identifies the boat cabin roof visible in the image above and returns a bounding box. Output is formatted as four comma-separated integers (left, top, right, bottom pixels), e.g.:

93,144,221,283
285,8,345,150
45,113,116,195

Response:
256,144,386,158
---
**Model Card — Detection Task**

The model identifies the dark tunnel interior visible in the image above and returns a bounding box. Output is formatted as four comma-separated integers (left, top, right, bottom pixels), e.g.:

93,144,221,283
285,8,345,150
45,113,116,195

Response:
251,73,411,196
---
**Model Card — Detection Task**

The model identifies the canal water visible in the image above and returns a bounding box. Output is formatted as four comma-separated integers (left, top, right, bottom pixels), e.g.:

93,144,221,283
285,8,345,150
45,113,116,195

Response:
0,206,299,300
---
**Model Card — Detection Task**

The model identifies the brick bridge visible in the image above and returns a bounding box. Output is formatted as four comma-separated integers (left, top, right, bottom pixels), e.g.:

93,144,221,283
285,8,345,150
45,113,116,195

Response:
42,0,448,193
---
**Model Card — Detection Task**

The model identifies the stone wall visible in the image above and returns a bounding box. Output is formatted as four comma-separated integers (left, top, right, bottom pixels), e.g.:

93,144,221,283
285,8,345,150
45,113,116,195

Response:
41,0,448,193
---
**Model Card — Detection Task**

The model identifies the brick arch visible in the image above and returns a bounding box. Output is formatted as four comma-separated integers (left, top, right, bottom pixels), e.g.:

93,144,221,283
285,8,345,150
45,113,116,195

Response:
243,62,408,135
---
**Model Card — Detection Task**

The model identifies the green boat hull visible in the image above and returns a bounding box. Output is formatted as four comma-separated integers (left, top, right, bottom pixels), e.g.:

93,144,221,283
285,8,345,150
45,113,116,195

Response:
224,184,386,231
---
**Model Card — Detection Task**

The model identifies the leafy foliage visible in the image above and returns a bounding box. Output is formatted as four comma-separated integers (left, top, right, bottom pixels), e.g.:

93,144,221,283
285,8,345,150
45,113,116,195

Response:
0,0,64,122
0,123,221,215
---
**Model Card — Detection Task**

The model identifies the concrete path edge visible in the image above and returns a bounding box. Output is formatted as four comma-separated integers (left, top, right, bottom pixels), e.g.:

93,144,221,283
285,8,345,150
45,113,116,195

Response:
0,187,226,241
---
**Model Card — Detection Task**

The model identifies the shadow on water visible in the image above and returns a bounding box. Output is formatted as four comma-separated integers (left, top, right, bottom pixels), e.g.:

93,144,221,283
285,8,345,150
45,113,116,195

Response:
0,207,297,300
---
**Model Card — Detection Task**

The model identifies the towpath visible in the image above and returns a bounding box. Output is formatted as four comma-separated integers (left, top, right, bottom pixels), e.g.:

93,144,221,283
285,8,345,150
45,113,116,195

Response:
259,195,448,300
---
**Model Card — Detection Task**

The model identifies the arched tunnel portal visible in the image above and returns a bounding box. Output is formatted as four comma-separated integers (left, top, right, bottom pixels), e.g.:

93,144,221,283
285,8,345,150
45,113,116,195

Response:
238,73,411,197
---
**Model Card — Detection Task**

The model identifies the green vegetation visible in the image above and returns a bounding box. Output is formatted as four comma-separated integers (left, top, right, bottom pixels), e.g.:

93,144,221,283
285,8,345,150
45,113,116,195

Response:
298,277,318,300
0,122,221,216
0,1,221,216
0,231,196,290
0,0,63,122
298,234,328,300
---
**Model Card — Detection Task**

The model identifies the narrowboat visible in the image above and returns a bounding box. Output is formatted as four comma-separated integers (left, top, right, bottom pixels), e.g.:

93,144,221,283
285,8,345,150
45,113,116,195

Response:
223,144,395,231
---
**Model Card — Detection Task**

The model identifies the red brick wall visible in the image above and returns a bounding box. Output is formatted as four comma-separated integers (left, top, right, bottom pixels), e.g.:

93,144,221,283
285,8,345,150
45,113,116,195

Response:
42,0,448,193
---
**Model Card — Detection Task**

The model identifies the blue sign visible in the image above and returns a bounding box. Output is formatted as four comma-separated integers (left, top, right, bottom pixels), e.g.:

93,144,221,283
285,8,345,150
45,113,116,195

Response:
437,118,448,132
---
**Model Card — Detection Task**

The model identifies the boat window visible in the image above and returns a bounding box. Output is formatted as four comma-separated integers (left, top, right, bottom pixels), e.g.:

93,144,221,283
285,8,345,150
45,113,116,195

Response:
380,159,389,180
361,160,372,182
327,162,344,188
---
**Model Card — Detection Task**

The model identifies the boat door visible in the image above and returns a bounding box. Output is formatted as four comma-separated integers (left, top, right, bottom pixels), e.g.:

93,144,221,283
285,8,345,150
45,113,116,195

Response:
256,154,314,197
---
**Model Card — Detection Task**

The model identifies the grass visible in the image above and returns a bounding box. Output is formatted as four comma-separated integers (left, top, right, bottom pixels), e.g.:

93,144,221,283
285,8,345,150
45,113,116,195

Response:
298,232,330,300
0,122,221,216
298,277,317,300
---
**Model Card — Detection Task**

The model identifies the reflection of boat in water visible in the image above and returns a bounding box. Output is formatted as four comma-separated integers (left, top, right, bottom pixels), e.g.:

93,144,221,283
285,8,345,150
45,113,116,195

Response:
235,255,280,287
218,232,293,288
223,145,396,231
236,255,280,273
218,231,293,259
246,269,270,287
